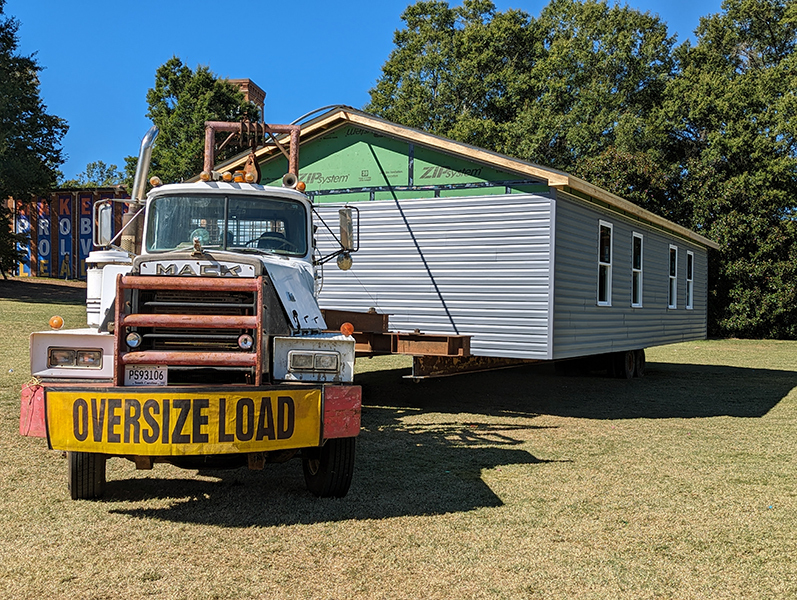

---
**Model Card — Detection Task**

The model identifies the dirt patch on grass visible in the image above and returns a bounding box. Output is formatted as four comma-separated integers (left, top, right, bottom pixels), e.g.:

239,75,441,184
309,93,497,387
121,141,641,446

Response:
0,276,86,305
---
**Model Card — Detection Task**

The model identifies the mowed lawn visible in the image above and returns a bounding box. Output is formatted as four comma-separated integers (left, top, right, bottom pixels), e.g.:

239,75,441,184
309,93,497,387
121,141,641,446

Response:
1,277,795,599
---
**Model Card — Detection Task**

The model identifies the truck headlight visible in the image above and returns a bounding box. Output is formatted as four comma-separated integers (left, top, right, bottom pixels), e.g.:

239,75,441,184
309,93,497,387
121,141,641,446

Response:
76,350,103,368
48,348,103,369
314,352,339,371
288,351,339,372
49,348,76,367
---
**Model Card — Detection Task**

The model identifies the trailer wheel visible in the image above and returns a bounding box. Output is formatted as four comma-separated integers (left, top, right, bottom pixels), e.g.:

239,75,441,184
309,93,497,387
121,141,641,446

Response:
634,349,646,377
303,438,356,498
67,451,106,500
613,351,636,379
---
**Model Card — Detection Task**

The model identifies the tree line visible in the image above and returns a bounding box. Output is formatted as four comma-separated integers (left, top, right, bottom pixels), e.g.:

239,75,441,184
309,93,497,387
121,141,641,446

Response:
367,0,797,339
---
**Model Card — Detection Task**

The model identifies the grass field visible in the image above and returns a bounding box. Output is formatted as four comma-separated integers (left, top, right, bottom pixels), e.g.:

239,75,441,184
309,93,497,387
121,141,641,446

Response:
1,277,795,599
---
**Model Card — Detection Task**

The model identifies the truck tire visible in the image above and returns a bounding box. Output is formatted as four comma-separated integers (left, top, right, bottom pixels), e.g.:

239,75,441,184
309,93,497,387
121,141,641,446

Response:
613,350,636,379
68,451,106,500
303,437,356,498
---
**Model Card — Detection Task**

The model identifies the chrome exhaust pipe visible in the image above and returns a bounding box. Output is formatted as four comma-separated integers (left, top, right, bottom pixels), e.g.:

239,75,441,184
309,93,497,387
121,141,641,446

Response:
130,125,159,203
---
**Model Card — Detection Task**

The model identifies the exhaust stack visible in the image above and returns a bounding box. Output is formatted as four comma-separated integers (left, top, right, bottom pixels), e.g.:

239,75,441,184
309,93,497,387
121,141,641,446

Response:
130,126,159,203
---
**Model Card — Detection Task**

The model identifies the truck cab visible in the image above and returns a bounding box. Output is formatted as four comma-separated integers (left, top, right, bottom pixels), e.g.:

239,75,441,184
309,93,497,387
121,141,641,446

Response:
20,123,362,500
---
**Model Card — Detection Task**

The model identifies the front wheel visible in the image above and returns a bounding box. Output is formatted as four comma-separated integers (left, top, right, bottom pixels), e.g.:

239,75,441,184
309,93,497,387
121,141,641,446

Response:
68,451,106,500
302,438,356,498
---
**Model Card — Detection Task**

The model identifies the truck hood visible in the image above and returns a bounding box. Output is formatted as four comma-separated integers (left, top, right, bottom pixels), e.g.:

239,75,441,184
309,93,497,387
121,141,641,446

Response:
133,251,326,333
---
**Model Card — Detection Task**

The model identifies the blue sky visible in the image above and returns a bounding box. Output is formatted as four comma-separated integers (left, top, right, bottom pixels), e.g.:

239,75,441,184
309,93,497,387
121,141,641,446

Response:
6,0,723,181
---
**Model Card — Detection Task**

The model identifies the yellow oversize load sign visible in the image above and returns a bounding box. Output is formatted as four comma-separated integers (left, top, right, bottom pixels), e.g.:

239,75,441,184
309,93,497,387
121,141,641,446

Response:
46,389,322,455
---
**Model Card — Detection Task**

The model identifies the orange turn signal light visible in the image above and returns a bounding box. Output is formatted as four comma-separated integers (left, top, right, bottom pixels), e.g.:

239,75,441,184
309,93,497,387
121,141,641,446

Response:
222,171,233,182
149,176,162,187
244,172,256,183
296,181,306,192
340,322,355,336
199,171,211,182
49,315,64,330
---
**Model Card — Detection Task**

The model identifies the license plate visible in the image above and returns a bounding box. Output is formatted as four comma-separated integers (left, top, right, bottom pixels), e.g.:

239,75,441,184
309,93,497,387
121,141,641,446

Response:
124,365,168,386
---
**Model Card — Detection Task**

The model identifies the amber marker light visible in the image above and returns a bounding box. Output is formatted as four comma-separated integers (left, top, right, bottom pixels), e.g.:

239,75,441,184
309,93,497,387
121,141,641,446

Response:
296,181,306,192
244,172,256,183
49,315,64,329
222,171,233,182
149,176,162,187
233,171,245,183
340,322,355,336
199,171,211,182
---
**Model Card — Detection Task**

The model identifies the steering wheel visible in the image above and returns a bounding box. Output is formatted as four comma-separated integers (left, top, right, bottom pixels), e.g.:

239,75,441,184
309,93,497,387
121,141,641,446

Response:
245,234,300,253
190,228,210,244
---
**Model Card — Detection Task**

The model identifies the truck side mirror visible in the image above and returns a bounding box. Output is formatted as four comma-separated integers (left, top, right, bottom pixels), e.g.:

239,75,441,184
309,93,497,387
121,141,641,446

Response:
93,201,114,247
339,208,356,252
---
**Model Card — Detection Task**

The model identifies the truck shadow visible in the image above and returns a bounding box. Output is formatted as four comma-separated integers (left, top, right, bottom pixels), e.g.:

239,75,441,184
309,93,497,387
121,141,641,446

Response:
107,414,559,525
107,359,795,525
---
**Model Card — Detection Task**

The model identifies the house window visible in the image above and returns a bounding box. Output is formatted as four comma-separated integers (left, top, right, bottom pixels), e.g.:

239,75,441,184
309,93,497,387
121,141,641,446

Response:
632,233,643,307
668,245,678,309
686,251,694,310
598,221,612,306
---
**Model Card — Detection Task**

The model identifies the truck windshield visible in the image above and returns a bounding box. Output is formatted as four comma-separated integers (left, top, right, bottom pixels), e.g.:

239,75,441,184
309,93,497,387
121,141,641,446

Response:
145,194,308,256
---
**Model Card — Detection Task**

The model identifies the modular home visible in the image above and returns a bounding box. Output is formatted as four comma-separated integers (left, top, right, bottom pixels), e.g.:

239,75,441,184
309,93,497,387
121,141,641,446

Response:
220,107,719,376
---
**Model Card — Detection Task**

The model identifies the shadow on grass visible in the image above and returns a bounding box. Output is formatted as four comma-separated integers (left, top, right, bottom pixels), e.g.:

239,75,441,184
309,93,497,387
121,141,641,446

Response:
0,279,86,305
107,412,560,525
106,359,795,525
355,360,796,420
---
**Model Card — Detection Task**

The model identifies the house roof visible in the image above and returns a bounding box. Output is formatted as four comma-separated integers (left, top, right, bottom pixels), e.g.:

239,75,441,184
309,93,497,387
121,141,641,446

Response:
215,106,720,251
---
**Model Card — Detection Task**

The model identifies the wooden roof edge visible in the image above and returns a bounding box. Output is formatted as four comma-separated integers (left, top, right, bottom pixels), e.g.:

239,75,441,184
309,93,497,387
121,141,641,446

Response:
339,110,568,186
559,176,721,251
198,107,721,251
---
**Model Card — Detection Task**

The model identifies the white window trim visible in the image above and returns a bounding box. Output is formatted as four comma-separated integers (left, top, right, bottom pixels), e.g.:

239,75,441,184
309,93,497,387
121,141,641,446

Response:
631,232,643,308
668,244,678,309
597,220,613,306
686,250,694,310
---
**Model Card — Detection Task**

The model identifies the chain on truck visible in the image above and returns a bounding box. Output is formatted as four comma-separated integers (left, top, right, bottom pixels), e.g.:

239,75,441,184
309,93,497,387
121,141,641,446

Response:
19,121,363,500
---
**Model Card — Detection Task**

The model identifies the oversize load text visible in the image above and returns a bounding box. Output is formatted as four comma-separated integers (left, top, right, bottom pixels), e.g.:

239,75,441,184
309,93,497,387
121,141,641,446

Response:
46,392,321,454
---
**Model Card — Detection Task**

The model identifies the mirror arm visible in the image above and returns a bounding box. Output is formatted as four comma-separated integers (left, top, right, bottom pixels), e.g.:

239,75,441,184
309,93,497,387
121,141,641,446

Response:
109,204,145,248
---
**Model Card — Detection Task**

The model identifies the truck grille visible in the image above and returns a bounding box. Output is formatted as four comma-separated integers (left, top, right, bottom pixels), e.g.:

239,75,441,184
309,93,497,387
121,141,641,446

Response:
138,289,256,351
115,275,264,385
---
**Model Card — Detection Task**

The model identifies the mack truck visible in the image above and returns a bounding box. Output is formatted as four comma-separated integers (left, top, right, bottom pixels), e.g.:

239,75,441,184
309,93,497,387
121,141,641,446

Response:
19,122,362,500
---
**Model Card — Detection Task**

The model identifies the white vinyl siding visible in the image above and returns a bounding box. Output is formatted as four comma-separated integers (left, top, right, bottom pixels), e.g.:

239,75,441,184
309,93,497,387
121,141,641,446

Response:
315,194,555,359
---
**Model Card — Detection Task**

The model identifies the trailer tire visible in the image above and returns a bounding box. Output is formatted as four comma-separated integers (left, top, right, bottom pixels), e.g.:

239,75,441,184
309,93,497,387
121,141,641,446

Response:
68,451,106,500
613,351,636,379
303,437,356,498
634,349,646,378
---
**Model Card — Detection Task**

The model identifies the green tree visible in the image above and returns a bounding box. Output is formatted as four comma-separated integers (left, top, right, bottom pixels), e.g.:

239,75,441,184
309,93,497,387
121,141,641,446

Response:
662,0,797,338
368,0,675,172
506,0,675,171
0,0,67,275
60,160,123,188
0,206,29,279
129,57,259,185
367,0,538,150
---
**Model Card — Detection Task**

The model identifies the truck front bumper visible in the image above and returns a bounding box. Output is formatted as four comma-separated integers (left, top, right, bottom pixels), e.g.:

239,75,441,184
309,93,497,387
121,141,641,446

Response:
20,383,361,456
